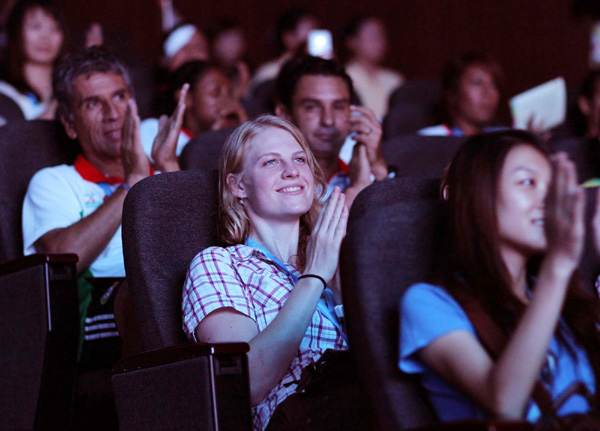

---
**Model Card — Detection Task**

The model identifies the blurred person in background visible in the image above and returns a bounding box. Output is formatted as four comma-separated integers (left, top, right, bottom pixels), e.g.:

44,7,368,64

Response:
141,60,247,159
419,52,503,137
162,23,210,73
1,0,65,119
343,16,404,119
248,8,318,94
211,19,251,99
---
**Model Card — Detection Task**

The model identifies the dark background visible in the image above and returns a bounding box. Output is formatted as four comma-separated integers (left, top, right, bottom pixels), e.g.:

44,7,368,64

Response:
13,0,598,99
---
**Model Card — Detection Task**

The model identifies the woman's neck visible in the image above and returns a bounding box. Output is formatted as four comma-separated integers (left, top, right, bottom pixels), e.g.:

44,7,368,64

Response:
23,62,54,102
350,57,378,74
500,246,529,302
248,220,300,264
450,116,483,137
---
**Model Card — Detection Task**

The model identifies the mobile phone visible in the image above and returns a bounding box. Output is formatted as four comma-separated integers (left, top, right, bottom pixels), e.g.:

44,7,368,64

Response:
307,29,334,59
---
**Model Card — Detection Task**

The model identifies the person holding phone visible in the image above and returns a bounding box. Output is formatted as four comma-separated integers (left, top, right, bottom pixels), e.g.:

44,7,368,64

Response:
275,56,394,207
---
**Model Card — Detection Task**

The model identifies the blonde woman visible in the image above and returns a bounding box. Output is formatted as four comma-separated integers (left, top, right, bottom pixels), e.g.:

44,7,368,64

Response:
182,115,350,431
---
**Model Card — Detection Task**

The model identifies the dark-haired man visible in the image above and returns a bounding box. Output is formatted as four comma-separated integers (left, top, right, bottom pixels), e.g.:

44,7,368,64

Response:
274,56,391,206
22,46,185,363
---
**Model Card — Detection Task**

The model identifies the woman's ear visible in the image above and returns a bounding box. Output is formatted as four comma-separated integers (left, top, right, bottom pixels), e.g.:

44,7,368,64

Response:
227,173,247,199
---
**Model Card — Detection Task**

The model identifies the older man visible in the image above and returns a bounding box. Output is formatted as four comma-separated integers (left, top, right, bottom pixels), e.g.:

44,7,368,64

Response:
22,46,185,365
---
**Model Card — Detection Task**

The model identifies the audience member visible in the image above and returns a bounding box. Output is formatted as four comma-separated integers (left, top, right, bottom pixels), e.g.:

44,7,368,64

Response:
343,16,404,119
400,130,600,422
275,56,392,206
210,19,250,98
248,8,317,94
141,60,247,159
1,0,65,119
22,46,186,363
577,69,600,139
182,115,358,431
419,52,502,136
162,22,210,72
157,0,182,34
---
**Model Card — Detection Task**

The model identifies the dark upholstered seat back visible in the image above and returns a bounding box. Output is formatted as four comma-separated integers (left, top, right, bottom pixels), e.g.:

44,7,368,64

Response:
341,200,447,430
122,170,219,352
383,102,441,139
179,129,233,171
388,80,441,110
582,188,600,293
350,177,441,223
552,137,600,182
244,79,276,119
0,120,78,262
383,135,466,178
0,93,25,125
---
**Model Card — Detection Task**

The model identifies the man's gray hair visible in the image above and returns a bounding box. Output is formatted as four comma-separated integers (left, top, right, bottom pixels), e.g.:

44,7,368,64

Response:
53,46,133,122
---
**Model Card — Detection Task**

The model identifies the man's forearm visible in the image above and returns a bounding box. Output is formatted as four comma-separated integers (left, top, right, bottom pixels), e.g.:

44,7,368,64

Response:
34,187,128,274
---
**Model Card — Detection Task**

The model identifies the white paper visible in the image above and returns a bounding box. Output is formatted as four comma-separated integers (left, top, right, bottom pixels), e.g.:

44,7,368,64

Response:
510,77,566,131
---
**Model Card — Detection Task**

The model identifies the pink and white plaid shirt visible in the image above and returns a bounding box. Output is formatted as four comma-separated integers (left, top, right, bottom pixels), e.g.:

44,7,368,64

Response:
182,244,348,431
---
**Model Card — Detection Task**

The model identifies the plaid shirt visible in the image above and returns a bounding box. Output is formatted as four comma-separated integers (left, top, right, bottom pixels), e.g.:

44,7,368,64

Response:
182,244,348,431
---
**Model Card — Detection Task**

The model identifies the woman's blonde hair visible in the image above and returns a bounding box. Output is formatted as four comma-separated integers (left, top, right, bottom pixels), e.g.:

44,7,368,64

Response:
219,115,326,269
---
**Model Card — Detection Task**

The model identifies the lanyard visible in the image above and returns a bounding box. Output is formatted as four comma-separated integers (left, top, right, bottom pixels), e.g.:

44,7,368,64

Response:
245,237,347,343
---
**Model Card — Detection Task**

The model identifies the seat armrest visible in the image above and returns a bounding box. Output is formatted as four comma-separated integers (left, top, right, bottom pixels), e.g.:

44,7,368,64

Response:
411,419,534,431
112,342,252,431
0,253,78,276
0,252,79,430
112,342,250,373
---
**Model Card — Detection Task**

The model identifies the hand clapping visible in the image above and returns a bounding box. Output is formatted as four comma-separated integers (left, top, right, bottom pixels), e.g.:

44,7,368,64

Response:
304,187,349,284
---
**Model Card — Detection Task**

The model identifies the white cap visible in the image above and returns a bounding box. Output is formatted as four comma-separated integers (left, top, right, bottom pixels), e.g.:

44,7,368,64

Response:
163,24,197,60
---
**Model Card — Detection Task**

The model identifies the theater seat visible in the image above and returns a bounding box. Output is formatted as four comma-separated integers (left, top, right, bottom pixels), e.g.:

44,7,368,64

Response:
383,102,441,139
341,198,534,431
179,129,234,171
115,170,251,431
0,93,25,126
383,135,466,178
0,119,80,430
387,80,442,111
551,136,600,182
350,177,440,223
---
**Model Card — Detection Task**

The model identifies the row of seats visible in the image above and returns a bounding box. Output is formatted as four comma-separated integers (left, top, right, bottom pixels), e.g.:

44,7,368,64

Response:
117,170,600,430
1,119,599,430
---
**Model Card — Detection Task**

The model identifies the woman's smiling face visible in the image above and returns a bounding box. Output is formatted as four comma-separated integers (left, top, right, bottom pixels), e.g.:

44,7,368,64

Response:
229,126,316,226
496,144,552,258
22,7,63,65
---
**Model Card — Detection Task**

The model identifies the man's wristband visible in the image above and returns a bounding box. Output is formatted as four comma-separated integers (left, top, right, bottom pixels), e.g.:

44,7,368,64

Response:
118,182,132,192
298,274,327,290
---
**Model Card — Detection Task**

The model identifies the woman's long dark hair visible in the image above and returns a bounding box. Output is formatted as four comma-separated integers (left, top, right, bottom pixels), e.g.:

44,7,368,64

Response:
3,0,65,100
441,130,600,403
